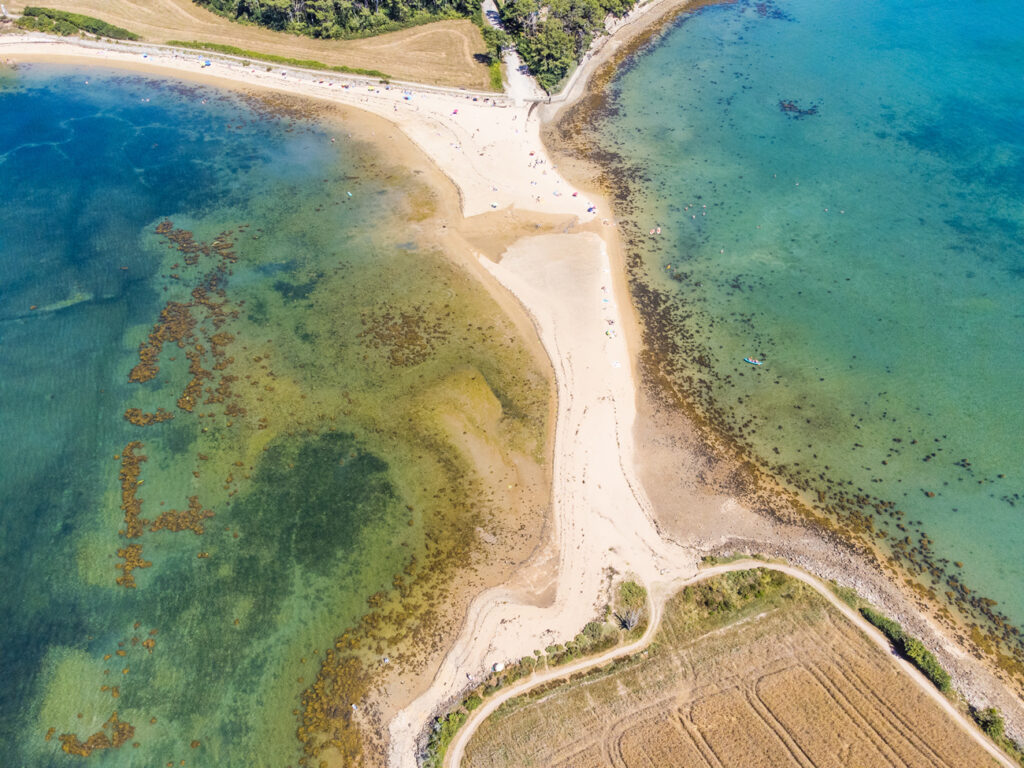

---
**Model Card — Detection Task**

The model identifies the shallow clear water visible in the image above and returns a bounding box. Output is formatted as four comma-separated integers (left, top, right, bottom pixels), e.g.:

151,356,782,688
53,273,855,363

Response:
594,0,1024,641
0,65,548,765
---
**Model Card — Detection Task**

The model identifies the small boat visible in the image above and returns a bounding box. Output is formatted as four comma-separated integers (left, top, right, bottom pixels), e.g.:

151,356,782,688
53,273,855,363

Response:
744,357,763,365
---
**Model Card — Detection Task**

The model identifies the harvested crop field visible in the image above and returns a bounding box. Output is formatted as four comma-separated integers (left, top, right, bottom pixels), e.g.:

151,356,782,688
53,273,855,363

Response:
463,569,999,768
7,0,492,88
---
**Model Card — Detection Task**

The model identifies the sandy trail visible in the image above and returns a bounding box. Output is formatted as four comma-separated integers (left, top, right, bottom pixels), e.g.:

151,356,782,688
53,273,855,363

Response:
445,559,1016,768
0,35,598,221
7,0,494,87
386,230,707,767
2,31,1018,768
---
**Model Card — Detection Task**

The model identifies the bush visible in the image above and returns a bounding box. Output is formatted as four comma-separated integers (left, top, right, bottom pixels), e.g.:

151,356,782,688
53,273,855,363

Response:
619,581,646,610
860,606,905,644
424,710,467,767
860,606,951,692
464,695,483,712
20,7,140,39
582,621,605,642
901,636,951,692
974,707,1005,740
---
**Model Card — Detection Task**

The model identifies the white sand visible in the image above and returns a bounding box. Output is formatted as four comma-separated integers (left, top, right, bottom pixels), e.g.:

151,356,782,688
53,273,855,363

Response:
386,232,711,766
0,35,599,220
4,30,1020,766
3,34,702,763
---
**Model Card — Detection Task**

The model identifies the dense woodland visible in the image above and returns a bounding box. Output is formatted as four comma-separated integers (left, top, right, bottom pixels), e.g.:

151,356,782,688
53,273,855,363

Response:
192,0,635,92
194,0,477,38
498,0,634,91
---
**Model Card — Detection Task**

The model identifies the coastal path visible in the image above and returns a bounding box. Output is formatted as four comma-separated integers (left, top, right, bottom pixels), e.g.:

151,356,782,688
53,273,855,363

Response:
481,0,546,104
444,559,1016,768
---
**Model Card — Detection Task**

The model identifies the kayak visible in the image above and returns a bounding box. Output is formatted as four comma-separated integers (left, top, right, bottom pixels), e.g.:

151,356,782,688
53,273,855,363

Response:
744,357,763,365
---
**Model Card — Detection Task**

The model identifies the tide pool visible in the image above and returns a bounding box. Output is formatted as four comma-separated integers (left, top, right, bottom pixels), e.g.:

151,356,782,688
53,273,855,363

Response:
590,0,1024,656
0,65,549,765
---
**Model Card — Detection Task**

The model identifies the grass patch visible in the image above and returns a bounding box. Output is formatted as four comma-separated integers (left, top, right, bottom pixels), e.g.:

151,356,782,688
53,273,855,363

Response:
17,7,139,39
860,605,952,692
827,580,862,609
165,41,391,79
423,615,625,764
700,552,770,567
488,59,503,92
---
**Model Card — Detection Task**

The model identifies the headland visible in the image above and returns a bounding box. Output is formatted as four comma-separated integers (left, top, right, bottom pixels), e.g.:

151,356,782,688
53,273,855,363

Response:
3,3,1022,762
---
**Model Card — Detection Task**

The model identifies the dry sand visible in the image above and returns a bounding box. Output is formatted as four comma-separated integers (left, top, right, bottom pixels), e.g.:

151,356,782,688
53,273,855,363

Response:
7,0,494,88
3,13,1022,765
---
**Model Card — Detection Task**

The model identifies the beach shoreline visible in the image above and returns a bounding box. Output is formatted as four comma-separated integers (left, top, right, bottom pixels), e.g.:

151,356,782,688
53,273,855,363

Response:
537,0,1024,748
4,17,1022,765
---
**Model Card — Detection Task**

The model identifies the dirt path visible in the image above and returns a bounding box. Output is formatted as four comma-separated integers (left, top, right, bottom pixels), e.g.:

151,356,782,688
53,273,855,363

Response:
445,559,1014,768
7,0,492,87
481,0,545,104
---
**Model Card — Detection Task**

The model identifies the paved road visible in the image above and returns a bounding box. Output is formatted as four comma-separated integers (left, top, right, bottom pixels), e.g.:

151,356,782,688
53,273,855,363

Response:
444,559,1014,768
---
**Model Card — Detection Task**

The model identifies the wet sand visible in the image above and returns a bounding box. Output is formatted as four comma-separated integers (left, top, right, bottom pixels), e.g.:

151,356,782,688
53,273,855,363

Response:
4,13,1023,760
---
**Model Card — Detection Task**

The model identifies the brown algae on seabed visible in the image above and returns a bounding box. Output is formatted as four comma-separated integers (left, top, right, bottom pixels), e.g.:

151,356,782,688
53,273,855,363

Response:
28,87,552,767
541,0,1024,702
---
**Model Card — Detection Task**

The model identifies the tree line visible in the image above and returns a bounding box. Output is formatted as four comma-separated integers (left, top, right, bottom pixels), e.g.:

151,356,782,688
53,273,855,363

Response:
194,0,478,38
190,0,634,92
498,0,635,91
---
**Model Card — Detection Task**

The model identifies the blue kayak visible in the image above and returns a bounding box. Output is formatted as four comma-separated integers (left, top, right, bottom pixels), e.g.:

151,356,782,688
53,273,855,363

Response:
744,357,763,365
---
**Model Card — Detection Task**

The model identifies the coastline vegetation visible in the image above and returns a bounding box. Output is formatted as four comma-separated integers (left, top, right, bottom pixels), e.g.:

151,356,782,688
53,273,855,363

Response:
192,0,475,39
497,0,635,91
185,0,633,93
164,40,391,78
970,707,1024,766
858,605,952,692
423,578,641,765
16,7,140,39
456,570,1011,768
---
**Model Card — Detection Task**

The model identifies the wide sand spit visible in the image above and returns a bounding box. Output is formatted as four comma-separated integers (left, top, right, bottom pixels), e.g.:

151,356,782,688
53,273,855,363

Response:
3,8,1022,763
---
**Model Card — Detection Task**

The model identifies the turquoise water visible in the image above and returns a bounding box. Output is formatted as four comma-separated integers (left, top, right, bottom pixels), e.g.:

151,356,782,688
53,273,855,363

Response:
593,0,1024,649
0,65,549,765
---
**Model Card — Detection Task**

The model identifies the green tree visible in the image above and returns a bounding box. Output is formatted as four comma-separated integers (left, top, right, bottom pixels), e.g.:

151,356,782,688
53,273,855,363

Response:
519,19,575,91
975,707,1005,740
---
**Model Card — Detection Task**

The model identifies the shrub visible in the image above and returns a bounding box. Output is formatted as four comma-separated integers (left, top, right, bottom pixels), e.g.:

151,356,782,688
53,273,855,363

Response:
582,621,605,642
619,581,646,608
424,710,467,767
20,7,140,39
860,606,951,692
860,606,905,644
464,695,482,712
901,636,951,692
974,707,1005,740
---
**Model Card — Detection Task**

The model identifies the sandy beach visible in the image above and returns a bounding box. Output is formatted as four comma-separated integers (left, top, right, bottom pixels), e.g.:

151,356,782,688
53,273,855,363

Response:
4,11,1023,763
